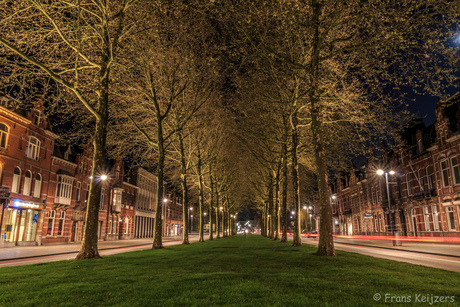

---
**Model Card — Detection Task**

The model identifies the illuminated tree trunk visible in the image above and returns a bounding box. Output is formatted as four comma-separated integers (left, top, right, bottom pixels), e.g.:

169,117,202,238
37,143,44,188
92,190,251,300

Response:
153,112,165,249
310,0,335,256
179,132,189,244
291,107,302,247
281,116,289,243
197,145,205,242
273,165,280,240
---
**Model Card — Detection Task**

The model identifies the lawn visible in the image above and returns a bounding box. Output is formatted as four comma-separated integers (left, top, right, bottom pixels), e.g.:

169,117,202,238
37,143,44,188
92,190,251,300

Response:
1,235,459,306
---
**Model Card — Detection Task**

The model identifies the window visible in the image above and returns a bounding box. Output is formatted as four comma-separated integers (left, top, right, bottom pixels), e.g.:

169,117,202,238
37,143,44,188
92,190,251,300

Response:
64,146,71,160
25,136,40,160
451,157,460,185
58,211,65,236
418,139,423,153
446,206,456,231
423,206,430,231
47,210,56,236
55,175,74,205
418,169,425,192
431,205,440,231
406,174,412,196
76,182,81,202
124,218,129,234
12,167,21,193
33,173,42,198
0,123,8,148
440,160,450,187
113,217,117,234
426,166,434,190
23,170,32,196
100,188,105,210
109,218,112,234
34,111,42,126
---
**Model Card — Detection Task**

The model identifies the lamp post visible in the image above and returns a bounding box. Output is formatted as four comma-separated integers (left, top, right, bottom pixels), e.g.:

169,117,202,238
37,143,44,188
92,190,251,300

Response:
377,169,398,246
188,207,193,234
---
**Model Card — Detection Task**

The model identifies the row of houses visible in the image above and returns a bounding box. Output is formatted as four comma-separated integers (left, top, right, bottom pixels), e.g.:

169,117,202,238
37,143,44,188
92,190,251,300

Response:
0,94,183,247
331,93,460,238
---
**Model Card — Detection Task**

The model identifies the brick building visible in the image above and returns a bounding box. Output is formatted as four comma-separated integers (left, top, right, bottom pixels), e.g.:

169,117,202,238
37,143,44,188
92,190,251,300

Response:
0,94,57,246
0,94,154,247
332,93,460,238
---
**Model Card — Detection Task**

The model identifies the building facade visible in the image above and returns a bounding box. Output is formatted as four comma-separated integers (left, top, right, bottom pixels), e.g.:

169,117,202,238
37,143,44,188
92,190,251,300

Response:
0,95,57,247
332,93,460,238
0,94,156,247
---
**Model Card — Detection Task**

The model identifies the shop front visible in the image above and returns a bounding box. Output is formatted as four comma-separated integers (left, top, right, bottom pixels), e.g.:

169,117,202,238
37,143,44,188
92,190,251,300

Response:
2,200,44,246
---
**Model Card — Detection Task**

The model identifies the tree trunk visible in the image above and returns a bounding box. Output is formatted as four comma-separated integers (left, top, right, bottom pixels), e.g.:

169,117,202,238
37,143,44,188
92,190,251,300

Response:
216,191,220,239
209,167,214,240
273,165,280,240
75,44,110,259
291,107,302,247
152,115,165,249
197,145,205,242
268,173,274,239
281,118,289,243
310,0,335,256
179,133,189,244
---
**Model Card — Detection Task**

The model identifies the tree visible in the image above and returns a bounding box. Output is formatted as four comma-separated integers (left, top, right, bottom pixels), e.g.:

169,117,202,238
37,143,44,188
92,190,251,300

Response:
0,0,141,259
227,0,459,256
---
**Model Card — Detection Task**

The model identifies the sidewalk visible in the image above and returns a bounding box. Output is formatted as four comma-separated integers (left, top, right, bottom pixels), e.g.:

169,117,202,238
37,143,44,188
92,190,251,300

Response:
332,237,460,257
0,236,184,261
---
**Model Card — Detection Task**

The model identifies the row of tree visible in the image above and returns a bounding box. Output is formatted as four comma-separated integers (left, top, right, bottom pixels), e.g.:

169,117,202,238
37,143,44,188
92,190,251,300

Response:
1,0,459,259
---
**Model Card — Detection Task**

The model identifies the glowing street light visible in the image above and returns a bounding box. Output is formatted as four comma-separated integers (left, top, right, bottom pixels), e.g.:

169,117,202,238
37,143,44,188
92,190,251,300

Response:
377,169,399,246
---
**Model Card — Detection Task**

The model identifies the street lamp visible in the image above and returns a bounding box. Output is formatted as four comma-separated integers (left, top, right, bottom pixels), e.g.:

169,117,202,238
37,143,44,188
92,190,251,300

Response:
377,169,398,246
189,207,193,233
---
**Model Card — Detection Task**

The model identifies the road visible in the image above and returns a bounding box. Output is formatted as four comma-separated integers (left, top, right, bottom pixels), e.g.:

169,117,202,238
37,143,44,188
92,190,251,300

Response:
301,236,460,273
0,235,199,268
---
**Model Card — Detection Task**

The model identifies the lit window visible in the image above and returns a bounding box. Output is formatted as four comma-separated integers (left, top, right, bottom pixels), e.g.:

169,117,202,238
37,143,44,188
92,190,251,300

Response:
431,205,439,231
418,169,425,192
451,157,460,185
440,160,450,187
406,174,412,196
58,211,65,236
12,167,21,193
23,171,32,196
0,123,8,148
447,206,456,231
55,175,74,205
76,182,81,202
47,210,56,236
426,166,434,190
34,111,42,126
33,173,42,198
25,136,40,160
423,206,430,231
124,218,129,234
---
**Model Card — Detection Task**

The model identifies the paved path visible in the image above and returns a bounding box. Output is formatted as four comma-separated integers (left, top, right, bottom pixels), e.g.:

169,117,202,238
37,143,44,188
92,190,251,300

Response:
0,235,200,267
301,236,460,272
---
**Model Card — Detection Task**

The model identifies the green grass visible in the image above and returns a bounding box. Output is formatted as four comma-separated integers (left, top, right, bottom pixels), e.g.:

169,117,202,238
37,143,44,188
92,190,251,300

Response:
1,235,460,306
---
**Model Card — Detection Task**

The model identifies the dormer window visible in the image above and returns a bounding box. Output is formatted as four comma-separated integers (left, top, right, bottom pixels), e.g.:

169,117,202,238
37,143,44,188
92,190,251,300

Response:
64,146,71,160
418,139,423,153
34,111,42,126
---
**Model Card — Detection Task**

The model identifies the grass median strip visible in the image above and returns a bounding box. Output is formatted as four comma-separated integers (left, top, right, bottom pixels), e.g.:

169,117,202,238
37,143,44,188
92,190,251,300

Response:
1,235,459,306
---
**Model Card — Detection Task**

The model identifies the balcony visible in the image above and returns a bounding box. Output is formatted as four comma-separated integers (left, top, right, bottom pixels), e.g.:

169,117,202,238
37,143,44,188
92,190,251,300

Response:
54,196,71,206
